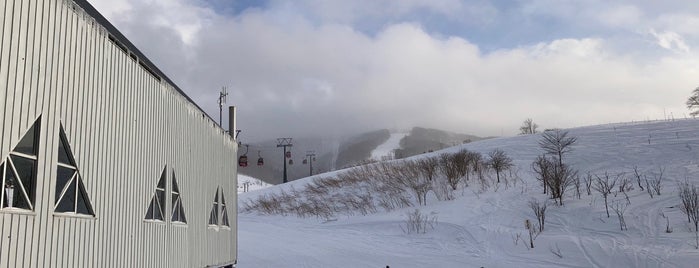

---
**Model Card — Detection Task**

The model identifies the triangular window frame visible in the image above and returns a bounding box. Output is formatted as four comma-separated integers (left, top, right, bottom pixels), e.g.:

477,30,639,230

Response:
208,187,230,229
145,166,167,221
1,117,41,210
170,170,187,224
54,124,95,216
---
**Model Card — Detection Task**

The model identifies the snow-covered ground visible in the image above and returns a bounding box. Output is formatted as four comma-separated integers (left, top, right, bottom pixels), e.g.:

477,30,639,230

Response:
237,174,272,193
238,119,699,267
370,132,408,161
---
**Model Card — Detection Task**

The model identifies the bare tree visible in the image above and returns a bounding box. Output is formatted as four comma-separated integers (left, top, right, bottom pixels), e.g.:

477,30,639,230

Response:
532,155,551,194
488,149,513,183
529,199,548,232
525,219,539,248
584,172,593,195
632,166,644,191
593,172,619,218
612,201,628,231
397,161,432,206
519,118,539,135
539,130,578,168
573,175,581,199
686,87,699,117
648,167,665,196
439,153,462,190
417,157,439,181
679,181,699,248
533,155,575,205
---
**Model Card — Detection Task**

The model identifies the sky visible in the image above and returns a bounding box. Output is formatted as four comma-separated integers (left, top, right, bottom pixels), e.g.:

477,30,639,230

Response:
86,0,699,142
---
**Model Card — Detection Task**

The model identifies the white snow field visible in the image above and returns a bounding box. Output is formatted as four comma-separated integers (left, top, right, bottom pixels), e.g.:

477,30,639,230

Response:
238,119,699,268
237,174,272,193
370,132,408,161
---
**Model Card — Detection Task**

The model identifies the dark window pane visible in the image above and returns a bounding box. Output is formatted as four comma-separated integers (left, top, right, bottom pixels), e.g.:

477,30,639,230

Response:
171,193,178,208
55,167,75,203
0,163,5,208
56,180,76,212
152,197,163,220
223,209,229,226
76,178,93,215
57,135,73,165
156,189,166,218
220,191,226,206
157,167,166,189
11,156,36,204
145,198,155,219
213,189,219,203
209,207,217,225
179,204,186,223
171,200,180,222
172,173,179,193
15,121,38,156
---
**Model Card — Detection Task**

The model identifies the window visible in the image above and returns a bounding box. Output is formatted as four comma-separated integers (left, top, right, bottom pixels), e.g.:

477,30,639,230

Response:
145,166,167,221
55,124,94,215
170,171,186,223
208,187,230,228
208,189,219,226
1,117,41,210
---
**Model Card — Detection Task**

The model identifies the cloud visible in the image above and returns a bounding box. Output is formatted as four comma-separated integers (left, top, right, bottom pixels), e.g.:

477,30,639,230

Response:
649,29,691,53
86,0,699,141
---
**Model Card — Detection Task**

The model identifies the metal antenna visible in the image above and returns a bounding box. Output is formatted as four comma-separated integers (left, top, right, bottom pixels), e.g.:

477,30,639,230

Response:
218,86,228,126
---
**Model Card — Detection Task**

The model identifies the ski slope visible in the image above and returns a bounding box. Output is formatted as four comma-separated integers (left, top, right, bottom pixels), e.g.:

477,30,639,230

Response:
238,119,699,267
370,132,408,161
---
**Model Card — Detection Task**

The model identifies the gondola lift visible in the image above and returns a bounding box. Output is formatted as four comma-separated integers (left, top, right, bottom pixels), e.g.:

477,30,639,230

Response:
285,151,292,158
238,144,249,167
257,150,264,166
302,159,308,165
288,159,294,165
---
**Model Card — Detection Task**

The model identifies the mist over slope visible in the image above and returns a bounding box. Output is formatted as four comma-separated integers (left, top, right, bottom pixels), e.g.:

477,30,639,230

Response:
237,127,484,184
238,119,699,267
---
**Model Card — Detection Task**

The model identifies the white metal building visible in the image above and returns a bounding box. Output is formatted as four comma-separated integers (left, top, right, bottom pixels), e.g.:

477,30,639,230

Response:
0,0,238,267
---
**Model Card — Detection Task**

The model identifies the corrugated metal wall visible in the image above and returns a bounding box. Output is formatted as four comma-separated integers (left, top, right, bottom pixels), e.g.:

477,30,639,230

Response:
0,0,238,267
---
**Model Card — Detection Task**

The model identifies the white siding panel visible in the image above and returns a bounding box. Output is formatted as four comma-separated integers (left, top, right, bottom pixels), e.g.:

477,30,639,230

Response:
0,1,238,267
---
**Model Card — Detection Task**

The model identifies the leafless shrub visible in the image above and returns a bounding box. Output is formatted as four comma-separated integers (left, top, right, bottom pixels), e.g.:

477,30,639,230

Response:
529,199,548,232
679,181,699,249
535,155,576,206
612,201,628,231
632,166,644,191
593,172,619,218
402,209,438,234
573,175,581,199
583,172,593,196
525,219,540,248
439,153,463,191
416,156,439,181
616,176,633,204
648,167,665,196
488,149,514,184
396,160,432,206
532,155,551,195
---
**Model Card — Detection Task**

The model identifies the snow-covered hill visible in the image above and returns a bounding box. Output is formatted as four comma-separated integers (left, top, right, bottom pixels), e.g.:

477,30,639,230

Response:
370,132,408,161
237,174,272,193
238,119,699,267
